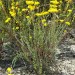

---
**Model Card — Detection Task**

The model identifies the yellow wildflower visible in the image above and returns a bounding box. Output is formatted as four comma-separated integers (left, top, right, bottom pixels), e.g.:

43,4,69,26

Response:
16,1,19,6
11,2,15,6
11,6,15,10
42,11,49,15
29,35,32,39
6,67,12,73
65,22,70,26
34,1,40,5
9,10,16,17
58,9,61,12
48,8,58,13
22,8,28,12
64,30,67,33
28,5,35,11
59,1,62,4
50,4,57,8
8,74,13,75
68,9,72,13
26,1,34,5
5,17,11,23
42,19,46,23
50,1,59,5
43,23,47,26
12,27,15,30
26,16,30,19
59,19,64,23
35,11,49,16
35,13,42,16
16,20,19,23
0,1,2,6
16,27,19,30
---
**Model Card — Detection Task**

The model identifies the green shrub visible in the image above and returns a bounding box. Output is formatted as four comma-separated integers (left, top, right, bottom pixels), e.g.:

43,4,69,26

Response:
0,0,75,74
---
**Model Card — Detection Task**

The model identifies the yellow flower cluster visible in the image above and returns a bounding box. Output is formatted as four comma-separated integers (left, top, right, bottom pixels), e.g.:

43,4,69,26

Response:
48,0,60,13
6,67,13,75
0,0,2,6
68,9,72,13
58,19,71,26
9,1,20,17
64,30,67,33
50,0,60,5
26,0,40,5
48,8,58,13
28,5,35,11
29,35,32,39
9,1,17,17
5,17,11,23
25,0,40,11
26,16,30,19
42,19,47,26
35,11,49,16
35,0,61,16
9,10,16,17
59,19,64,23
42,19,46,23
26,1,34,5
13,26,19,30
22,8,28,12
65,21,70,26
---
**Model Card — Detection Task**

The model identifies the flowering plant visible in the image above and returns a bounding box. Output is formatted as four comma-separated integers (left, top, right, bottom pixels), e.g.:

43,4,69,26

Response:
0,0,75,74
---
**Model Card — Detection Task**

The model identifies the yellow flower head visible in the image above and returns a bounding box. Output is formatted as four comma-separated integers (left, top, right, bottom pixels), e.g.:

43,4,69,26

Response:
16,27,19,30
59,19,64,23
0,1,2,6
50,1,59,5
12,27,15,30
35,11,49,16
22,8,28,12
11,1,15,6
68,9,72,13
35,13,42,16
43,23,47,26
5,17,11,23
48,8,58,13
16,20,19,23
6,67,12,73
29,35,32,39
34,1,40,5
26,1,34,5
65,22,70,26
28,5,35,11
64,30,67,33
50,4,58,8
8,74,13,75
26,16,30,19
9,10,16,17
11,6,15,10
16,1,19,6
42,19,46,23
42,11,49,15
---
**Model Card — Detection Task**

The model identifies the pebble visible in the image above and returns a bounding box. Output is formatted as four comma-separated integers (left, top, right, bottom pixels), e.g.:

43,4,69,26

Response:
70,45,75,53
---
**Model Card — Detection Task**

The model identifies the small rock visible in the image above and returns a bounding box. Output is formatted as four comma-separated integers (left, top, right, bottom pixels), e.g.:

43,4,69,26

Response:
16,74,20,75
70,45,75,53
70,29,75,38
